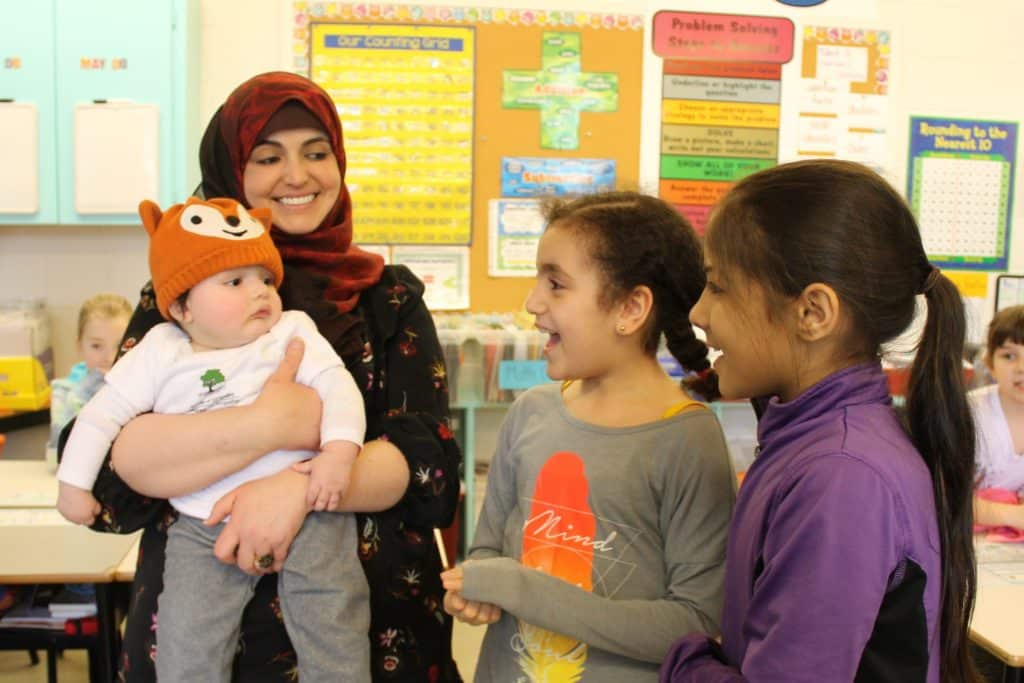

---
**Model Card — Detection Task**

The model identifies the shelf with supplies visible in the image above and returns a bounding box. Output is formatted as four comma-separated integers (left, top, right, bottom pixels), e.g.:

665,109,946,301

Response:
435,313,552,555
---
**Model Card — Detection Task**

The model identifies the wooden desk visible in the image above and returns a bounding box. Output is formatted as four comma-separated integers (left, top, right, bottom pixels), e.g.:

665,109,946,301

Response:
0,458,140,682
0,525,139,683
114,539,139,583
0,526,138,583
0,459,57,508
971,539,1024,682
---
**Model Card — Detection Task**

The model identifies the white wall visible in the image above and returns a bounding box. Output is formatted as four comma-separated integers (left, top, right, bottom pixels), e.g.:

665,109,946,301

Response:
2,0,1022,376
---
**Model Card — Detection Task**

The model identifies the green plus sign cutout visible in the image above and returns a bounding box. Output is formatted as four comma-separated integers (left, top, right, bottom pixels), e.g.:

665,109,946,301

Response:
503,32,619,150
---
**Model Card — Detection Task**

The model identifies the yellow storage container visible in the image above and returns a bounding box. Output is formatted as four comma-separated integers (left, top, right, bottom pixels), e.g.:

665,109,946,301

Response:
0,356,52,411
0,299,53,411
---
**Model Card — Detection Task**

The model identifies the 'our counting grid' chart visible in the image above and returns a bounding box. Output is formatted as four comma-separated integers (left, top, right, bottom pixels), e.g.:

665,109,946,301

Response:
907,116,1018,270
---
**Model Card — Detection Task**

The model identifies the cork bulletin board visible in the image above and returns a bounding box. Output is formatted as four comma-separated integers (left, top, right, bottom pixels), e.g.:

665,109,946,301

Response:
290,3,645,312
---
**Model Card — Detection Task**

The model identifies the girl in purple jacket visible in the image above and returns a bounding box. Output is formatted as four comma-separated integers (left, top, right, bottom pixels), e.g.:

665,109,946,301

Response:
661,160,978,682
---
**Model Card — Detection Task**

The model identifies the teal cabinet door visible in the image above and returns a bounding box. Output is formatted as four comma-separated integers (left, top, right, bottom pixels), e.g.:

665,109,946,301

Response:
0,0,197,226
55,0,178,224
0,0,58,224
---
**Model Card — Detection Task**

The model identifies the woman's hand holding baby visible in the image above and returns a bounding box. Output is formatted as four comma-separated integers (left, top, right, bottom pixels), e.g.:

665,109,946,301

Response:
252,338,322,453
206,468,310,575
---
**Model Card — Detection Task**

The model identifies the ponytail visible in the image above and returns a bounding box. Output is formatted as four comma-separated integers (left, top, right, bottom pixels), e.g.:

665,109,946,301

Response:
905,273,978,682
702,159,979,680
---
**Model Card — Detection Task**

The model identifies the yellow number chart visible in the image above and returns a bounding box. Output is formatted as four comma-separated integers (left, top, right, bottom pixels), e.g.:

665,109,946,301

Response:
311,23,475,244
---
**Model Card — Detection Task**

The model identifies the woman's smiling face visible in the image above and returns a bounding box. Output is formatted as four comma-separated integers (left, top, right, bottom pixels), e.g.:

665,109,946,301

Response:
242,127,341,235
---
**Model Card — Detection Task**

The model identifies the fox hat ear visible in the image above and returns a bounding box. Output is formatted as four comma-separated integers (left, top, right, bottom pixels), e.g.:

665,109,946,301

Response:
248,206,274,232
138,200,163,237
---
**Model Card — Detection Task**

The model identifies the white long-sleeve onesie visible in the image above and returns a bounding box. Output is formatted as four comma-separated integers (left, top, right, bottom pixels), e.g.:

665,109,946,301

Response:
58,310,365,519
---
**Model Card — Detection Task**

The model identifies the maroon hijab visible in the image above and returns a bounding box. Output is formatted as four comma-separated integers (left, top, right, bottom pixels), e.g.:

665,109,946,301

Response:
199,71,384,313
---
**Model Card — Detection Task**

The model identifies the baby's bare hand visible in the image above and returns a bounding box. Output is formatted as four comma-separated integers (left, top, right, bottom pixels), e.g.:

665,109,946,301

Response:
57,482,101,526
306,442,359,511
307,474,346,511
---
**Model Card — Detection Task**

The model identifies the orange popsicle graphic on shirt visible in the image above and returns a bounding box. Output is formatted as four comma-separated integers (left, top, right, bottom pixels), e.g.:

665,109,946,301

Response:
517,451,594,682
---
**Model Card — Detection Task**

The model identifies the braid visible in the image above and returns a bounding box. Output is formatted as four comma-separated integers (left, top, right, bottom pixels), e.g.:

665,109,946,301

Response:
667,322,719,400
662,294,720,401
648,214,719,401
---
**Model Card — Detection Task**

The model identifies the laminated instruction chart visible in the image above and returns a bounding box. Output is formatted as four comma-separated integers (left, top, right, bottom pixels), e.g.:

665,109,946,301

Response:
652,11,794,235
908,117,1017,270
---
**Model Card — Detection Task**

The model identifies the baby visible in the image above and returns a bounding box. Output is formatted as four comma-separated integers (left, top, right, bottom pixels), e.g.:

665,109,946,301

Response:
57,197,370,681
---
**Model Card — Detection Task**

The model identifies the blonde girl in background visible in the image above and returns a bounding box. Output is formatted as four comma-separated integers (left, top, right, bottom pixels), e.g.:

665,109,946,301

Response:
37,293,131,622
46,293,132,469
442,191,736,682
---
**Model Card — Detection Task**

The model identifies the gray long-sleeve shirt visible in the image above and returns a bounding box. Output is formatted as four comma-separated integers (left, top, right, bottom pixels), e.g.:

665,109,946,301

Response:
462,383,736,682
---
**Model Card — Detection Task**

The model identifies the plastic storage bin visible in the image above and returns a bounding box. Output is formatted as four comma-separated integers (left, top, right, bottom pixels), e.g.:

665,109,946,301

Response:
0,300,53,411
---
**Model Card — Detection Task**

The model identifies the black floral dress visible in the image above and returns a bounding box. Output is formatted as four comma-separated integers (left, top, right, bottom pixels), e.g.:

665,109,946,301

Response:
84,265,463,682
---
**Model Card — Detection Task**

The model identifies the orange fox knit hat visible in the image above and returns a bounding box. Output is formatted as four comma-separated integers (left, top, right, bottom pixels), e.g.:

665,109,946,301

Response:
139,197,284,319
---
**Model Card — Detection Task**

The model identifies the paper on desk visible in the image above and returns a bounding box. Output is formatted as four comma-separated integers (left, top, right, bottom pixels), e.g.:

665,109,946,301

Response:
0,489,57,508
0,508,69,526
976,538,1024,565
980,562,1024,585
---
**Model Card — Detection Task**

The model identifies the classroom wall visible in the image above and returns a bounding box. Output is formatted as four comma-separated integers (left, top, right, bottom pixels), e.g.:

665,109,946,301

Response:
1,0,1022,377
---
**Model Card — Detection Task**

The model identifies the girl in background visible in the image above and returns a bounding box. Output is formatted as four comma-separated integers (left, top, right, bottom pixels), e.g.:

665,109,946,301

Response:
970,305,1024,534
39,294,132,625
660,159,978,682
0,293,130,622
47,293,132,468
443,192,736,681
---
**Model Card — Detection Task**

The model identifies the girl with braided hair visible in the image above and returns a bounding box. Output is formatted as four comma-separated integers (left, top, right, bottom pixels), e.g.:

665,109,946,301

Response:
441,191,735,682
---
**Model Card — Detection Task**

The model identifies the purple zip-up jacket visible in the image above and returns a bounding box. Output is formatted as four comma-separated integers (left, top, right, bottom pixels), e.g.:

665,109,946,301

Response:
660,362,941,682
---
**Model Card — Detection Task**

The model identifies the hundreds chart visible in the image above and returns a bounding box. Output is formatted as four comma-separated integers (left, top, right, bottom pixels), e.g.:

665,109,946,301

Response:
908,117,1017,271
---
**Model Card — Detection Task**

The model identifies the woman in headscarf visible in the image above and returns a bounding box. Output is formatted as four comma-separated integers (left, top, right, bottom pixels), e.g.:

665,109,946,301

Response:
78,72,463,681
